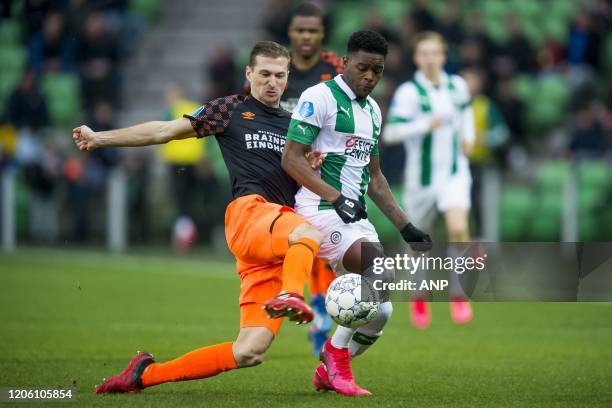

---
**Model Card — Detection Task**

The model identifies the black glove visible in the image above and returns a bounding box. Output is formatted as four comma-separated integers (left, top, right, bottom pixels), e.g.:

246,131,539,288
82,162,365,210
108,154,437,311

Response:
401,223,432,252
333,194,367,224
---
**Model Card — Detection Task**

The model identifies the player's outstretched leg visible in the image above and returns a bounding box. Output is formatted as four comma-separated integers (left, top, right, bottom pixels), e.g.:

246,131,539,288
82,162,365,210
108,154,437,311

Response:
95,352,155,393
96,327,274,393
263,223,323,322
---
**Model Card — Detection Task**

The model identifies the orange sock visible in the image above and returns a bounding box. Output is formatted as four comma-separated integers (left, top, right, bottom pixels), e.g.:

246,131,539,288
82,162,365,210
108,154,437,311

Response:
281,237,319,296
318,262,336,293
310,259,334,296
141,342,237,388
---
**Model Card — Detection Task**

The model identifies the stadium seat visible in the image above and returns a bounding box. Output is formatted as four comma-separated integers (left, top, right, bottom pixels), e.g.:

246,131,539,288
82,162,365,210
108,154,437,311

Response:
528,212,560,241
130,0,160,24
526,76,570,128
513,75,533,102
0,46,26,115
604,34,612,70
329,4,364,52
0,20,22,45
0,45,26,72
379,0,410,28
499,186,533,240
578,161,610,191
41,73,81,127
535,160,570,192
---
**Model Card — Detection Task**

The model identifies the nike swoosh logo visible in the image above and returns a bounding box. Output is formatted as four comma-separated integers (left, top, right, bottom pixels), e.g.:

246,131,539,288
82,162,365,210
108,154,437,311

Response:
296,125,307,134
339,106,351,117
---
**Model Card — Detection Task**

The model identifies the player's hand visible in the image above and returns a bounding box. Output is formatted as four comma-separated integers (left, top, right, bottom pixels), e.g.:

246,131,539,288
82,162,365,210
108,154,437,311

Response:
306,150,325,170
73,125,98,151
429,116,444,131
462,139,473,156
333,194,367,224
401,223,432,252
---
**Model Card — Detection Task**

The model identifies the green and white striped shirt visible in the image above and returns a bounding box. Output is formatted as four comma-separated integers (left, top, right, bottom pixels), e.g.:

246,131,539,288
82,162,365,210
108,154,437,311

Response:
286,75,382,211
384,70,474,190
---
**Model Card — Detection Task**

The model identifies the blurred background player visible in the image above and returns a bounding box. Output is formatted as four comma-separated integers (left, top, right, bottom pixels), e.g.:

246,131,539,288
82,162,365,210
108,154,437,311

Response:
159,83,204,253
284,30,432,396
283,1,343,357
383,31,475,329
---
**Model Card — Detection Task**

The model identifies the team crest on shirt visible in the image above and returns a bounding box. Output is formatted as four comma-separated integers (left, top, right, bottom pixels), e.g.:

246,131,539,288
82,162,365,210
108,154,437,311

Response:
330,231,342,244
299,101,314,118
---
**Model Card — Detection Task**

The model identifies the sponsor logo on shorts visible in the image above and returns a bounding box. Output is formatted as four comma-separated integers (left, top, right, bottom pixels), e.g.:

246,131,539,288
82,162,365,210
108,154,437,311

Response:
330,231,342,244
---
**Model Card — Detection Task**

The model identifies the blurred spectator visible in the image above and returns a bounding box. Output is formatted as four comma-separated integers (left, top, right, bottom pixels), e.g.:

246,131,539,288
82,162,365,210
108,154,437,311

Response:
263,0,293,44
568,106,608,161
0,119,18,169
28,12,75,74
435,0,464,48
410,0,435,32
160,84,209,251
458,38,485,72
463,11,495,63
7,69,60,243
7,70,50,130
491,15,534,79
76,12,121,109
494,78,525,146
206,46,238,99
124,149,151,243
64,102,120,243
23,0,62,38
462,68,509,236
567,12,602,71
87,101,120,170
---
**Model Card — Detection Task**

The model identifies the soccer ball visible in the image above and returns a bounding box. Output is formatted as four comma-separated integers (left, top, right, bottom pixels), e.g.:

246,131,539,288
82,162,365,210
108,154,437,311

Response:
325,273,379,328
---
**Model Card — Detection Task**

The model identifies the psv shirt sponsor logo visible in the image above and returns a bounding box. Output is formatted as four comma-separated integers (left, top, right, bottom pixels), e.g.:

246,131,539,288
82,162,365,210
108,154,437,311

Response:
242,111,256,120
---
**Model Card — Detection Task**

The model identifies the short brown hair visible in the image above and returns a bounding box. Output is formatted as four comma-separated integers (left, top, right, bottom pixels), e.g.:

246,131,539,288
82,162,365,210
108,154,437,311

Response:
412,31,447,54
249,41,290,68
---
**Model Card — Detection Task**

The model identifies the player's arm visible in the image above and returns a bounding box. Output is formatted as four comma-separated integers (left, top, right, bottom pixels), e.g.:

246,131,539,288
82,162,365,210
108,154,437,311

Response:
382,84,442,145
73,118,195,151
283,139,340,204
367,155,432,251
73,96,238,151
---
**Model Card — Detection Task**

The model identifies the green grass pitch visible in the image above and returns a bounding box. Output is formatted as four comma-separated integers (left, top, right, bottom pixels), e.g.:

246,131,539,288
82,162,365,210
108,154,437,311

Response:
1,248,611,407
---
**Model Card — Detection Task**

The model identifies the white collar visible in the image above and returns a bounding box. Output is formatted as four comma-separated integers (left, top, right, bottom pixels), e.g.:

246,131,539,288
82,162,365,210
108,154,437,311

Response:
415,70,449,89
335,74,358,101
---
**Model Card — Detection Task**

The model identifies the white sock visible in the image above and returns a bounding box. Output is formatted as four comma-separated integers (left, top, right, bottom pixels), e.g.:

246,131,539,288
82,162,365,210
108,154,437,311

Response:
349,301,393,356
330,325,356,349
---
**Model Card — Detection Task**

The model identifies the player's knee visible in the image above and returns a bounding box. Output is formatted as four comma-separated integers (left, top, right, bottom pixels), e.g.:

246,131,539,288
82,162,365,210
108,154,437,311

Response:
447,222,469,242
377,301,393,324
233,343,267,367
289,223,324,246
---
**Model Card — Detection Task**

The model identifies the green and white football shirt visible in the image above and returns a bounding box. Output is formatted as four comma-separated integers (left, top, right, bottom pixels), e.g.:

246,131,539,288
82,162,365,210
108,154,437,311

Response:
286,75,382,211
385,70,473,191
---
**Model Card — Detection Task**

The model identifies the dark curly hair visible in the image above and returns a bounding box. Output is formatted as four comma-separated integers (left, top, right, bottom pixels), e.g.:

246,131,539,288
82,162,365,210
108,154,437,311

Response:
291,2,323,20
347,30,388,57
